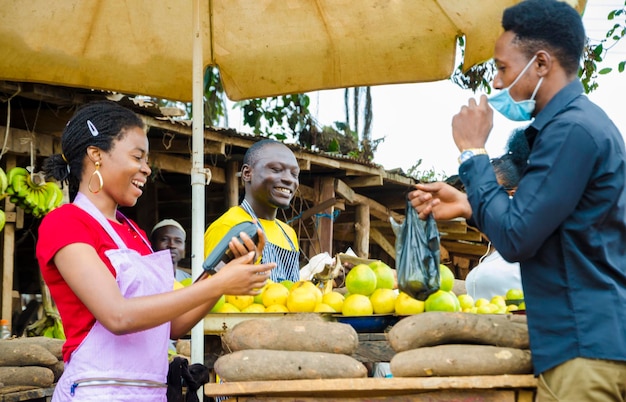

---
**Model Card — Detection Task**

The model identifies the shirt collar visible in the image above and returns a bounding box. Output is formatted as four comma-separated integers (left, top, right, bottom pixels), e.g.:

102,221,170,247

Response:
530,80,584,132
525,80,584,150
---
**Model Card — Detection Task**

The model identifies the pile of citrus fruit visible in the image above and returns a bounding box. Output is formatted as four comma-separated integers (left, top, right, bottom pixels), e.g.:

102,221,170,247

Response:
181,261,524,316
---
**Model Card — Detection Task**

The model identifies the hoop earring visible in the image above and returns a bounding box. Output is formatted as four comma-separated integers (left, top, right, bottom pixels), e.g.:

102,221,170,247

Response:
88,161,104,194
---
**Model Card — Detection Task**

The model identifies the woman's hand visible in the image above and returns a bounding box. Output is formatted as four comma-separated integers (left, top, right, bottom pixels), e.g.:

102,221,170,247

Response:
408,182,472,221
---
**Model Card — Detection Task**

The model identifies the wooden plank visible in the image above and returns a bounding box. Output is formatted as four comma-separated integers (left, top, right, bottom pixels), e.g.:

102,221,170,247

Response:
352,193,403,223
354,204,370,259
317,177,335,255
352,339,395,363
441,240,488,257
225,160,239,208
2,155,16,325
149,153,226,183
335,179,355,204
441,230,484,242
370,228,396,260
344,175,383,188
0,386,55,402
204,376,538,398
294,197,337,223
436,219,468,235
234,389,518,401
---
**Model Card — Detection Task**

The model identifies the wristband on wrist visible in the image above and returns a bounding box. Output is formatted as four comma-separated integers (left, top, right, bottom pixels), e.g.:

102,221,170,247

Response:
458,148,488,165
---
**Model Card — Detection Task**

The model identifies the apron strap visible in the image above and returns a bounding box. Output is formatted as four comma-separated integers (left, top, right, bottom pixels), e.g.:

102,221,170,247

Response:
240,200,296,251
73,192,129,250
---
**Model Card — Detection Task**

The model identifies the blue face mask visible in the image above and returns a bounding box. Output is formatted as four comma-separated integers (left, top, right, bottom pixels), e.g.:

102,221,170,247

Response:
488,55,543,121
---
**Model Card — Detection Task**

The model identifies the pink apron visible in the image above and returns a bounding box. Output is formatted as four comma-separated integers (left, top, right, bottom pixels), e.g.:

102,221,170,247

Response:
52,193,174,401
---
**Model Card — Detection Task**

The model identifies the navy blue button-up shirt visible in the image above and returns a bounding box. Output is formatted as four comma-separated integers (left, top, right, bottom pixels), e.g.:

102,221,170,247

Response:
459,80,626,375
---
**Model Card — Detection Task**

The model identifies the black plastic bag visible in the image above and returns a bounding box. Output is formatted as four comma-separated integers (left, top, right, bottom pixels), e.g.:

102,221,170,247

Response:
391,197,441,301
167,356,210,402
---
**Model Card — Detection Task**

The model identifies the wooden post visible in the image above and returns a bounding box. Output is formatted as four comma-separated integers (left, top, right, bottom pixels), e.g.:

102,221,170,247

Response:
354,204,370,259
225,160,239,208
316,177,335,256
1,155,17,324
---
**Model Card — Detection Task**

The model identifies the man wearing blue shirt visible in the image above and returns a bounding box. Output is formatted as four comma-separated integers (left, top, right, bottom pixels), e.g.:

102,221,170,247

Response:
409,0,626,400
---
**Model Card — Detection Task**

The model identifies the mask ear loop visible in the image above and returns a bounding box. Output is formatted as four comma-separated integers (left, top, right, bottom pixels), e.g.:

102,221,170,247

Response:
88,161,104,193
506,55,537,90
478,241,492,264
529,77,544,101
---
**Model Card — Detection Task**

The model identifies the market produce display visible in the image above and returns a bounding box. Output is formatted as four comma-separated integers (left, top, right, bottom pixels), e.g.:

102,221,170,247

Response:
215,349,368,382
388,311,529,352
215,315,367,382
390,344,532,377
221,315,358,354
388,312,532,377
0,336,64,390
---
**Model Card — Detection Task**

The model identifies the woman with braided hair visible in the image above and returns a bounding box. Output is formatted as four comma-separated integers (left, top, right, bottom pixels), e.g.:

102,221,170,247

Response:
36,100,274,401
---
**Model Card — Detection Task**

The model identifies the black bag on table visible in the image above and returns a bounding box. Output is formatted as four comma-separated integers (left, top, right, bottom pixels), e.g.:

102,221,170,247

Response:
391,197,441,301
167,356,210,402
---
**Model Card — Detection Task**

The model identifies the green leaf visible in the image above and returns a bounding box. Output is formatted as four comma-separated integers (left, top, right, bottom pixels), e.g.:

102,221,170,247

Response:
593,44,604,57
328,138,340,153
598,67,613,74
619,61,626,73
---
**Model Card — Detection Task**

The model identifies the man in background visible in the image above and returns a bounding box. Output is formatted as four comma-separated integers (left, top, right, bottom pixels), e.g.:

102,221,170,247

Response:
151,219,192,283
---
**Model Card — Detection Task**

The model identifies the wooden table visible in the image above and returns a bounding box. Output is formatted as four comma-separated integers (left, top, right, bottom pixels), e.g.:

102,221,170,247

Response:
0,387,54,402
204,375,537,401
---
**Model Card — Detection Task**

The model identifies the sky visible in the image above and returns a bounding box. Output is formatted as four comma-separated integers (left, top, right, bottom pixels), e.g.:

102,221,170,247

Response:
228,1,625,177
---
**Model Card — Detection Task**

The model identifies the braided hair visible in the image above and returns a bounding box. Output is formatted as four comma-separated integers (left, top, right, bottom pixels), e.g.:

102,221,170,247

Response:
42,101,144,201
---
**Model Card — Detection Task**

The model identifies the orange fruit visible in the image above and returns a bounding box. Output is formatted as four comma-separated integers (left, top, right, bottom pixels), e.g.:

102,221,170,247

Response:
394,291,425,315
215,302,240,313
369,288,396,314
225,295,254,311
342,294,373,316
262,283,290,307
286,287,318,312
265,304,289,313
313,303,336,313
345,264,377,296
424,290,460,312
291,281,323,304
321,291,345,313
209,295,226,313
439,264,455,292
369,261,395,289
241,303,266,313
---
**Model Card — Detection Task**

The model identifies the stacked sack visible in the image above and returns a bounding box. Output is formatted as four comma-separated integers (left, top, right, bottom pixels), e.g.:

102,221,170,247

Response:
0,337,64,391
215,314,367,381
387,312,532,377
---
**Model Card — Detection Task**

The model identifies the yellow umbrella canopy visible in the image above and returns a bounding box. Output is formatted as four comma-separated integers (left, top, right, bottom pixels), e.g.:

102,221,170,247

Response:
0,0,565,102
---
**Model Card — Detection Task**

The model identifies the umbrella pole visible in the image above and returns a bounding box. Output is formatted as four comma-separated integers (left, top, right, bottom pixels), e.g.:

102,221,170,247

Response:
190,0,207,395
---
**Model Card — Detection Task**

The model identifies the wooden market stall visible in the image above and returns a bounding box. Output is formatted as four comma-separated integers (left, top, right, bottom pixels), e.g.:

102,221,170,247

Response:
0,81,492,324
204,375,538,401
0,82,499,399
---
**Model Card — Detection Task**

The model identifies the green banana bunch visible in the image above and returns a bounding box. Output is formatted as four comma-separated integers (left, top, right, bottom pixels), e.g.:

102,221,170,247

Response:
28,275,66,340
6,167,65,218
6,167,30,198
0,167,8,195
26,306,65,340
